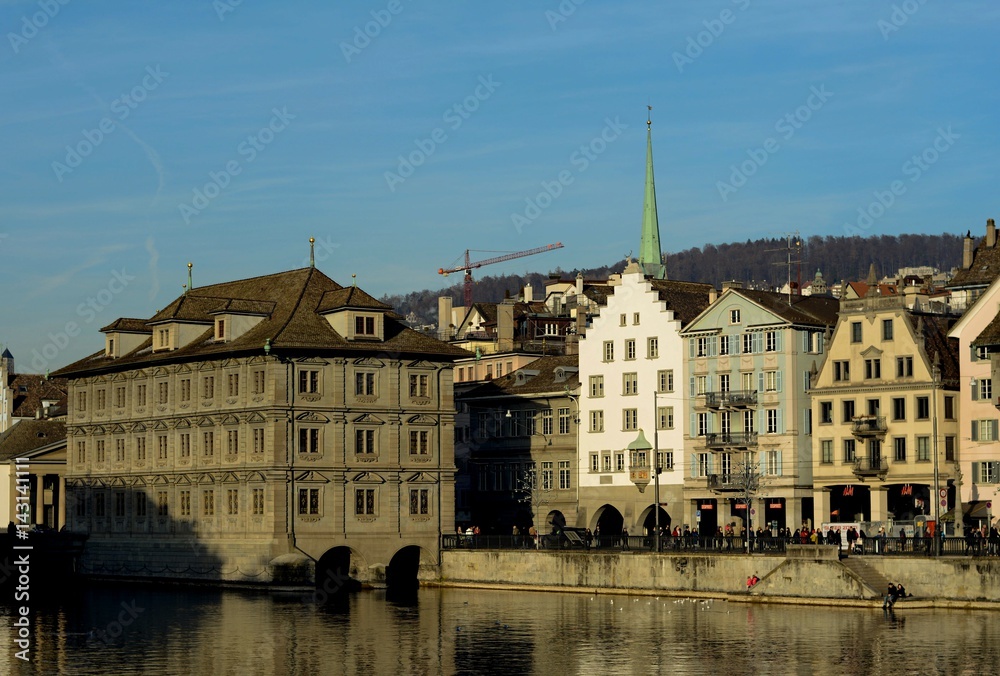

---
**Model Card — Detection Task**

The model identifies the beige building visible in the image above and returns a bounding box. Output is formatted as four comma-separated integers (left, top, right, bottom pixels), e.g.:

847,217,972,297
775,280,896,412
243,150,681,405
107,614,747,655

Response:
810,290,961,530
53,266,468,588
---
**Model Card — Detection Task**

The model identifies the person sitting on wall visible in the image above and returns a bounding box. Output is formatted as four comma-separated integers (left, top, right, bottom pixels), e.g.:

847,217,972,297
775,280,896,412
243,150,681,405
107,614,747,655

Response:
746,574,760,590
883,582,897,609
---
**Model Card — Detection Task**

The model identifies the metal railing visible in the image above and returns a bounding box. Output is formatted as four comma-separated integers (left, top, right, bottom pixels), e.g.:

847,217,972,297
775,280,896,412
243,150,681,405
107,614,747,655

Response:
853,456,887,475
851,415,887,436
704,390,758,408
704,431,758,449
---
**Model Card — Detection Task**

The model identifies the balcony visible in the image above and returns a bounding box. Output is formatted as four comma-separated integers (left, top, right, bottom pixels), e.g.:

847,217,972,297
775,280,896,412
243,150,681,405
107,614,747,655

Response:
707,474,744,492
704,390,758,409
703,432,758,450
852,456,888,480
851,415,887,437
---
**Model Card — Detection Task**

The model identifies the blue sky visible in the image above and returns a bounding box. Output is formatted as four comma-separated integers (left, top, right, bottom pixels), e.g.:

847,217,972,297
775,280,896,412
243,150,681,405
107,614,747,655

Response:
2,1,998,372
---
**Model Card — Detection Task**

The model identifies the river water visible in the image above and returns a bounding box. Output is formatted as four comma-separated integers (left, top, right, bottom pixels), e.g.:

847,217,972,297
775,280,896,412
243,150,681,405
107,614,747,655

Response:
2,583,998,675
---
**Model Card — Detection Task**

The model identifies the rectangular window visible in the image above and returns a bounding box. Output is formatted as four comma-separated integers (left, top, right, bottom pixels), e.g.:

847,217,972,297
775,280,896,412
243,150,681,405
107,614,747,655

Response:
896,356,913,378
697,412,709,437
135,492,146,518
252,428,264,454
559,461,571,489
821,439,833,464
300,370,320,394
590,453,599,473
867,398,880,416
820,401,833,424
202,431,214,457
180,433,191,458
355,372,376,396
658,451,674,471
76,391,87,412
623,372,638,395
765,450,780,475
95,493,106,518
657,406,674,430
76,440,86,464
916,436,930,462
299,428,320,454
354,488,375,515
558,408,571,434
356,429,376,454
603,341,614,362
96,389,106,410
203,490,215,517
720,335,731,356
944,396,955,420
719,374,730,393
300,488,320,515
633,312,640,325
355,315,376,335
695,375,707,395
602,453,612,472
589,375,604,398
882,318,893,341
730,309,741,324
658,370,673,393
615,452,625,472
619,314,627,326
252,488,265,515
842,400,855,424
765,331,778,353
766,409,779,434
981,462,997,484
227,373,239,397
892,397,906,421
227,489,239,515
764,371,779,392
916,396,930,420
864,359,881,379
541,409,553,435
179,491,191,517
157,435,167,460
743,409,755,433
157,491,168,517
115,492,126,517
980,379,993,401
135,437,146,461
850,322,862,343
622,409,638,431
115,438,125,462
625,339,636,360
945,435,955,462
973,420,1000,442
833,361,850,382
252,370,265,395
697,453,711,478
409,374,430,398
843,439,856,463
227,430,239,454
541,462,554,491
180,379,191,402
893,437,907,462
115,386,125,408
647,337,658,359
96,440,106,463
409,430,430,455
590,410,604,433
409,489,430,515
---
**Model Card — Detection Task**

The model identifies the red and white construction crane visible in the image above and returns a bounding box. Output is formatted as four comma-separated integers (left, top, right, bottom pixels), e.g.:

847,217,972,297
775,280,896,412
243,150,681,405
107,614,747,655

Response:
438,242,565,308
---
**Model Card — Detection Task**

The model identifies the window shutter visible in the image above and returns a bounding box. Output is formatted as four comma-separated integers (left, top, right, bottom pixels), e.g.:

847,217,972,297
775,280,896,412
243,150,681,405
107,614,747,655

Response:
776,451,783,476
690,453,697,478
972,462,980,483
707,454,714,474
972,421,979,442
803,372,811,393
758,451,766,474
707,413,714,434
972,384,979,401
993,463,1000,484
993,420,999,441
777,408,783,434
758,408,765,435
690,413,697,437
802,331,809,352
758,372,765,393
818,334,824,355
775,331,782,351
706,375,713,393
732,335,740,355
753,333,762,353
689,339,695,359
776,371,783,393
689,377,696,397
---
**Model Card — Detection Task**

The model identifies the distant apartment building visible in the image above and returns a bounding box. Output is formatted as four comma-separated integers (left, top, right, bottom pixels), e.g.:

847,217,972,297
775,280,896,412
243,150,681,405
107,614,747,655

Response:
680,287,838,534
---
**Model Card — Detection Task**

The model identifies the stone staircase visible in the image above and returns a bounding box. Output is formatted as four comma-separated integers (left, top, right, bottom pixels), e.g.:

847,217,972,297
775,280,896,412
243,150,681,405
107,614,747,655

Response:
840,557,891,599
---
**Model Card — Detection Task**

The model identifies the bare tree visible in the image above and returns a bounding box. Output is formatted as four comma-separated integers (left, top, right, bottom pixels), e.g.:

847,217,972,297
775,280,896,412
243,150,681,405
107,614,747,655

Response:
730,459,772,554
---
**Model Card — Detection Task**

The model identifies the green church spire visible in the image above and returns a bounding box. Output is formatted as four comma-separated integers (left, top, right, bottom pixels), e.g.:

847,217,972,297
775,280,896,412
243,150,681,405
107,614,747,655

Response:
638,106,666,279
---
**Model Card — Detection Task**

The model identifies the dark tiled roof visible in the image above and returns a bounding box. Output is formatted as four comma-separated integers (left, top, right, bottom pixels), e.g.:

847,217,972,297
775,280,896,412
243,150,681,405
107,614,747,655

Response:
582,284,612,307
209,298,276,315
972,309,1000,348
847,282,897,298
649,279,716,327
316,286,393,313
907,313,960,385
463,354,579,397
0,419,66,462
6,374,68,419
734,289,840,327
949,239,1000,288
100,318,152,333
55,268,470,378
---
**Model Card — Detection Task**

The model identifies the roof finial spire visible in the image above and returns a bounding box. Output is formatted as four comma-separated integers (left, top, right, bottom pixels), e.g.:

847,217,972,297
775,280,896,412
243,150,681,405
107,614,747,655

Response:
638,105,666,280
309,237,315,268
187,262,193,294
352,273,357,287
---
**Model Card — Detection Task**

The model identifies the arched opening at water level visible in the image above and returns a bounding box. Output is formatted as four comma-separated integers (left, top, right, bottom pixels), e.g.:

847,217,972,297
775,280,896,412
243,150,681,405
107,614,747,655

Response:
386,545,421,600
315,546,362,598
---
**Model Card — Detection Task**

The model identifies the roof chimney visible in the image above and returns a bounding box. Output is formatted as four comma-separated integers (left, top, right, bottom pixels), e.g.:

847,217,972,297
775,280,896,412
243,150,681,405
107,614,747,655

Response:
963,230,974,269
576,272,584,296
523,284,533,303
497,300,515,352
988,218,997,248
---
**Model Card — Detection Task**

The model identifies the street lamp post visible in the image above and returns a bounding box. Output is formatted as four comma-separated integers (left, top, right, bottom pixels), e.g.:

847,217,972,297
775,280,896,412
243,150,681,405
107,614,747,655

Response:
932,362,942,556
628,427,660,553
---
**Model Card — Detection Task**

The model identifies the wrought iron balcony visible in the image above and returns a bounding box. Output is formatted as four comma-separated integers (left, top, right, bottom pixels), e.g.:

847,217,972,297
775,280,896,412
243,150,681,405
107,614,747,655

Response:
707,474,744,492
703,390,758,409
851,415,887,437
703,431,758,450
852,456,888,479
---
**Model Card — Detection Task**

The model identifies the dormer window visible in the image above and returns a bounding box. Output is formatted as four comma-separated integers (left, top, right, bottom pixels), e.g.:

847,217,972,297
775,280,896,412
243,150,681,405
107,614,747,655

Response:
107,337,115,358
216,318,226,341
355,316,375,336
156,328,171,350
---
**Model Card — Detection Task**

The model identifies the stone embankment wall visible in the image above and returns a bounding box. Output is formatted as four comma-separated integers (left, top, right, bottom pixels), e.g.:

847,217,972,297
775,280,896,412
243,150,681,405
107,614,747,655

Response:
439,548,1000,605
